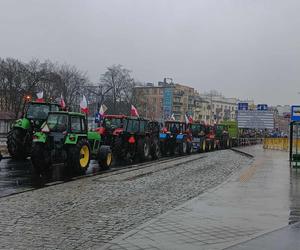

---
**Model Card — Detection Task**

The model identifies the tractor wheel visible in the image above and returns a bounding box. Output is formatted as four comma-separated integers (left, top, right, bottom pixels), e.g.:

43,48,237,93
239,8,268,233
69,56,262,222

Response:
7,128,31,160
160,141,167,156
113,137,125,162
67,139,91,176
186,141,192,155
178,139,187,155
225,139,230,149
138,137,150,161
98,145,113,170
31,143,51,183
151,139,160,160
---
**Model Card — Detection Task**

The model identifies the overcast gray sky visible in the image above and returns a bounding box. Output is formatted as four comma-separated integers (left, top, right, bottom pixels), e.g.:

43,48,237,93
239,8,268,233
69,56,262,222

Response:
0,0,299,105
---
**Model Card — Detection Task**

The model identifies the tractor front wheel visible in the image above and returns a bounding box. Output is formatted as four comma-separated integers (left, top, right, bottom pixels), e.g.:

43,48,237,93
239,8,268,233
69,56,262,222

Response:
98,146,113,170
151,139,160,160
178,139,187,155
138,138,150,161
67,139,91,176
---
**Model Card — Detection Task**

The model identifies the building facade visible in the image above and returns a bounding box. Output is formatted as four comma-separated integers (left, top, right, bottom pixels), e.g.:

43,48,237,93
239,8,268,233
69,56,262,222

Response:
195,94,238,124
134,80,198,122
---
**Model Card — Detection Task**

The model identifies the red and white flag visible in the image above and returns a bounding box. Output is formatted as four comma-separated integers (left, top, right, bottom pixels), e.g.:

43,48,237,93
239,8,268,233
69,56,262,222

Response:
36,91,44,103
99,104,107,115
131,105,139,117
60,94,66,109
185,113,193,124
80,95,89,114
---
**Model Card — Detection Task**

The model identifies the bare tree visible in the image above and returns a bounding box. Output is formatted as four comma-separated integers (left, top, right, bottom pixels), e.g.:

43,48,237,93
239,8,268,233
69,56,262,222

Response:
100,64,135,114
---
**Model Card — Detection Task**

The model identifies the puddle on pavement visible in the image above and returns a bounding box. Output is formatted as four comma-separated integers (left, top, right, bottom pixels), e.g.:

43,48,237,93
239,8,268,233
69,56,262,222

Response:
0,158,103,197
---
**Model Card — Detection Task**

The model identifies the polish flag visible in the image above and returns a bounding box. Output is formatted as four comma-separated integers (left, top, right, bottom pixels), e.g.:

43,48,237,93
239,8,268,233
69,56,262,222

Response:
131,105,139,117
80,95,89,114
36,91,44,103
60,94,66,109
185,113,193,124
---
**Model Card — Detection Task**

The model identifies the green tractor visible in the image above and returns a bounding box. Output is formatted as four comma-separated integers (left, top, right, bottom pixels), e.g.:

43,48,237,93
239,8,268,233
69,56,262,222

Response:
219,120,239,146
31,111,112,179
7,101,60,160
215,124,231,149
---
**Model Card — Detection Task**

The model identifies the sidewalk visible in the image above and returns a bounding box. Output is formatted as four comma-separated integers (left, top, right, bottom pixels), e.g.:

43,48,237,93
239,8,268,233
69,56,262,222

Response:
101,146,298,250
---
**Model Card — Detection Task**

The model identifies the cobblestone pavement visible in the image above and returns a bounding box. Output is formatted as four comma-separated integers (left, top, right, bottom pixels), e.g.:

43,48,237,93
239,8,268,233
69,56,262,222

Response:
102,146,291,250
0,150,252,249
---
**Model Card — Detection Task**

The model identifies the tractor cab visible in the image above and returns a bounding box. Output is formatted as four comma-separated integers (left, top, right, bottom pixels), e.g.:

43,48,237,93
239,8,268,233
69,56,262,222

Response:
160,121,191,156
163,121,187,135
189,123,206,137
7,100,60,160
32,111,112,181
112,117,160,162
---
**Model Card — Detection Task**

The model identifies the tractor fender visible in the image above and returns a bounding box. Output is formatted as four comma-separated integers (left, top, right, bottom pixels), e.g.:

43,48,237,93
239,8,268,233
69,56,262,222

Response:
13,118,30,130
176,134,185,141
65,134,81,144
159,133,168,140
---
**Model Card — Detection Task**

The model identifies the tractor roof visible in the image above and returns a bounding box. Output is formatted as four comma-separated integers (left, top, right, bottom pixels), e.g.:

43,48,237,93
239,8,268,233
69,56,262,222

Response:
104,114,127,119
165,120,185,124
48,111,85,117
29,101,59,106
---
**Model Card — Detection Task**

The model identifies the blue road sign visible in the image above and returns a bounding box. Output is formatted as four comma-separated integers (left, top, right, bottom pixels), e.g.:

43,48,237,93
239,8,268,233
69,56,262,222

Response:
238,103,248,111
257,104,268,111
291,105,300,121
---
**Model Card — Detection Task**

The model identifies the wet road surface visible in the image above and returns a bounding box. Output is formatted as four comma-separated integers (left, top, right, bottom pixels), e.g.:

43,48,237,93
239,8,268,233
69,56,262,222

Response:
0,158,106,197
102,145,300,250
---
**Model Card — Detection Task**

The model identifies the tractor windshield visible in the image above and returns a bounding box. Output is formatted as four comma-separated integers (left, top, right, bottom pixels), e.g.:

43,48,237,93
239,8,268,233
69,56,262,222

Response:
125,119,139,133
104,118,122,129
47,114,68,132
190,124,204,134
26,104,51,120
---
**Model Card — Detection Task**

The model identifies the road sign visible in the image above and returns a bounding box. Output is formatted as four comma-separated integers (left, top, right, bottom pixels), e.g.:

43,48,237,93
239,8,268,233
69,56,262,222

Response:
257,104,268,111
291,106,300,121
238,102,248,111
237,110,274,129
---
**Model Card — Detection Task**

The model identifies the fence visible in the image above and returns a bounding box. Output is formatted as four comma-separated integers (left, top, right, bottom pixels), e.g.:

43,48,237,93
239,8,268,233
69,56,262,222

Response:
263,138,292,151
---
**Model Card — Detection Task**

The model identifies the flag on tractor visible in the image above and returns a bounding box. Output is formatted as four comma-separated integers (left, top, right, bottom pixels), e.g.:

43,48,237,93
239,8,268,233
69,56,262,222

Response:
99,104,107,115
36,91,44,103
80,95,89,114
131,105,139,117
60,94,66,109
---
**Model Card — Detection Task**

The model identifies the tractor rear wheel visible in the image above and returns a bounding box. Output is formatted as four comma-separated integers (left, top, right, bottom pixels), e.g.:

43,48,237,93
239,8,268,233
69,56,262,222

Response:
98,145,113,170
67,139,91,176
138,137,150,161
7,128,30,160
113,137,125,162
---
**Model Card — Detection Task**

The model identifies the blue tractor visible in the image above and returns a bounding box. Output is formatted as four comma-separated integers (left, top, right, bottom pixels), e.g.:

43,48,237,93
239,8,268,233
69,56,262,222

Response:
160,121,192,156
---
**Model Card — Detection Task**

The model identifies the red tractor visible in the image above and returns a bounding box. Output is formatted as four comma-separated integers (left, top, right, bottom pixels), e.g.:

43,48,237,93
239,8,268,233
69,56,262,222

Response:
96,114,127,147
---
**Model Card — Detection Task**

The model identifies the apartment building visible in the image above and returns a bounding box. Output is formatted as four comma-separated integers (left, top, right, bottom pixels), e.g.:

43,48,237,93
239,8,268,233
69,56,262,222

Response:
196,94,238,124
133,80,198,122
